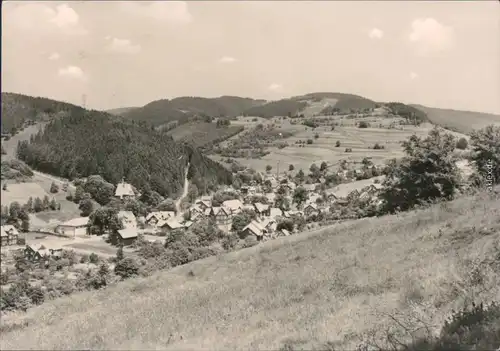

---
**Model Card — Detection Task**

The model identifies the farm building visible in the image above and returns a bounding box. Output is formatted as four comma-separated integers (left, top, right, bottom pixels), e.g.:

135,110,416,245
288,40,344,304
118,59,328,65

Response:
194,198,211,210
158,218,184,233
24,244,62,262
253,203,270,217
55,217,89,238
0,225,19,246
259,218,277,232
116,228,138,246
304,203,320,216
241,220,266,241
115,179,135,200
207,207,232,225
145,211,175,226
118,211,137,229
222,199,244,214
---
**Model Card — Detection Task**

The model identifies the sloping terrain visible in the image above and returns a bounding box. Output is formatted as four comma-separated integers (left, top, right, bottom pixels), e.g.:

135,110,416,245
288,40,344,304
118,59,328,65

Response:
167,122,244,148
411,104,500,134
15,103,232,199
1,92,83,133
2,188,498,350
121,96,265,128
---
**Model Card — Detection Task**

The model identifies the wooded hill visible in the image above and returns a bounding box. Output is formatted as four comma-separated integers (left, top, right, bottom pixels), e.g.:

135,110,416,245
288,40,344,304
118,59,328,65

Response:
120,96,267,128
1,92,84,134
15,107,232,199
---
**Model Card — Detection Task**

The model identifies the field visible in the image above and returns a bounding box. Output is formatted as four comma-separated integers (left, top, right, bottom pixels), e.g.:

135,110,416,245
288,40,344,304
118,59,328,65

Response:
167,122,244,147
1,187,498,350
411,104,500,134
212,114,458,174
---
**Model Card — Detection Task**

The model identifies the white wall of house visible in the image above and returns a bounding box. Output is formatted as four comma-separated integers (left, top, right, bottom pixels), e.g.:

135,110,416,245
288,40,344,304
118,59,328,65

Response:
56,225,87,237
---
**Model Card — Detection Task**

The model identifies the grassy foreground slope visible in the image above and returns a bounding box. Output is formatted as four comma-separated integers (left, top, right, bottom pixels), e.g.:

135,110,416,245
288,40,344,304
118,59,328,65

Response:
2,187,499,350
411,104,500,134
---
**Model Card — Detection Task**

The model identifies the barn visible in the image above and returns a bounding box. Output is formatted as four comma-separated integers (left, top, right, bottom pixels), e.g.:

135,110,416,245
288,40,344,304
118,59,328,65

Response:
55,217,90,238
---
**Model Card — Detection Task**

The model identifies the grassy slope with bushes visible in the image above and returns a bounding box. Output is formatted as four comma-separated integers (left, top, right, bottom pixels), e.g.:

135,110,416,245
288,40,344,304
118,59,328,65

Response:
1,187,498,350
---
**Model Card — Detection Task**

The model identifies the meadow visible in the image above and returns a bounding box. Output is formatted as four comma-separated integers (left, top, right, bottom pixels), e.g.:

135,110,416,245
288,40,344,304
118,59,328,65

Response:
212,114,455,174
1,186,498,350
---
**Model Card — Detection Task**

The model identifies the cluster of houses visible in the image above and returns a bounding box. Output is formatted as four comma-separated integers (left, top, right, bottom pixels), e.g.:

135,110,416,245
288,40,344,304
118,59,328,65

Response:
2,174,385,257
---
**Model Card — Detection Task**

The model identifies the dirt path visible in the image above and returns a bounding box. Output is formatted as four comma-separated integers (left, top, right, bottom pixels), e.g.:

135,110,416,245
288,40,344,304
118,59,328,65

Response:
174,163,190,218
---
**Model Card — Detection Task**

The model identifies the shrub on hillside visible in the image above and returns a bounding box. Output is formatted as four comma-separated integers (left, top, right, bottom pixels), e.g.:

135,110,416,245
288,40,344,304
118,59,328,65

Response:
373,143,384,150
358,121,370,128
114,257,139,279
380,127,461,213
306,139,313,145
49,182,59,193
335,141,341,147
456,137,468,150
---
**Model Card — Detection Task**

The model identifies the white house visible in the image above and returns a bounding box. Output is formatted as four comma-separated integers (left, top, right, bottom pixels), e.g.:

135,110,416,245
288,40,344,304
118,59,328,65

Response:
55,217,90,238
115,179,135,200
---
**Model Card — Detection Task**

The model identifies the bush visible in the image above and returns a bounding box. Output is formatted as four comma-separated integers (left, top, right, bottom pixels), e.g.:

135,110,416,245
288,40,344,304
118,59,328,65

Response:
405,302,500,350
306,139,313,145
314,133,319,139
49,182,59,193
358,121,369,128
373,143,384,150
456,137,468,150
114,257,139,279
335,141,340,147
345,148,352,153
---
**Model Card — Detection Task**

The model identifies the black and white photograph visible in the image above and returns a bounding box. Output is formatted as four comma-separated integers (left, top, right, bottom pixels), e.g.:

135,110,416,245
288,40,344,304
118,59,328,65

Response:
1,1,499,350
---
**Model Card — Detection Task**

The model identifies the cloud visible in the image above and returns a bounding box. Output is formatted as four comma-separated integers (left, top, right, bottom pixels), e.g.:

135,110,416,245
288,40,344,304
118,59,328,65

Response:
106,37,142,54
268,83,284,92
219,56,236,64
368,28,384,40
119,1,192,24
409,72,419,80
409,18,454,56
48,52,61,61
2,3,88,35
58,65,87,81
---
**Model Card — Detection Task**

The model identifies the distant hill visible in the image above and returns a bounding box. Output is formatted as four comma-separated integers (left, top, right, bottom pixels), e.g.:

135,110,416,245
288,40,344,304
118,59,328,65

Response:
15,99,232,199
410,104,500,134
106,107,138,116
244,92,377,118
1,92,83,133
121,96,266,128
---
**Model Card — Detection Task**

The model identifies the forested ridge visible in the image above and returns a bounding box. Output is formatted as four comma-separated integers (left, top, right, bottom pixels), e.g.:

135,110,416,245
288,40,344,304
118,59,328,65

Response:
16,109,232,198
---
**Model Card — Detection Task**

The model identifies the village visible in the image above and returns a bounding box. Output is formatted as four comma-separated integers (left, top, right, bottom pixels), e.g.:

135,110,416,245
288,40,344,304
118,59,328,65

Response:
0,161,386,263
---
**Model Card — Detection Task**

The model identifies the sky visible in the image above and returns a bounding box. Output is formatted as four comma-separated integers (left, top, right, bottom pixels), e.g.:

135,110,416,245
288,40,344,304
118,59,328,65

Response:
2,1,500,114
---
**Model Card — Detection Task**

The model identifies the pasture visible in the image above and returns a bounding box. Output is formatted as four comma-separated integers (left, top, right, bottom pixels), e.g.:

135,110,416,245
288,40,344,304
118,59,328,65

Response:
168,122,244,147
213,114,446,174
